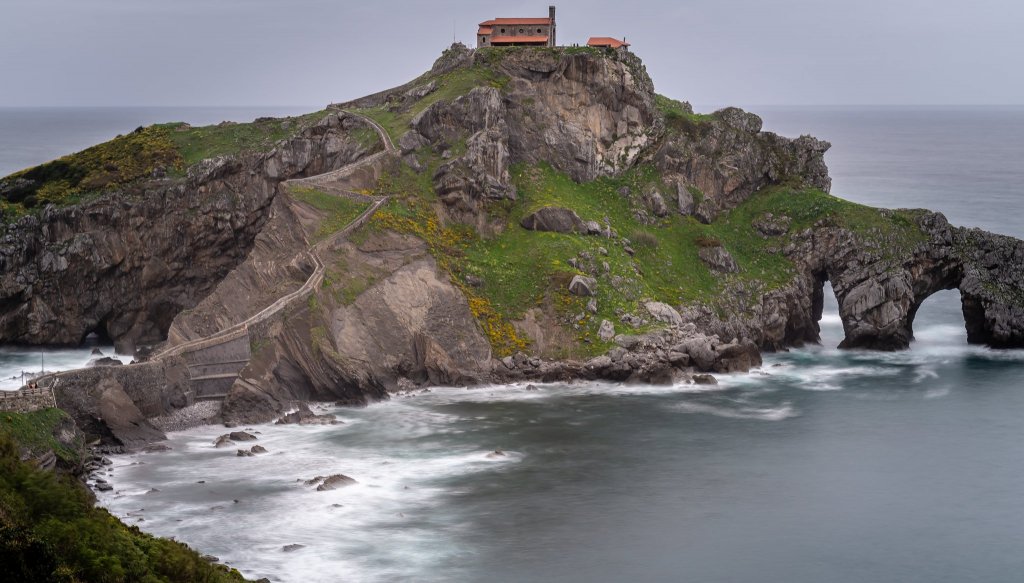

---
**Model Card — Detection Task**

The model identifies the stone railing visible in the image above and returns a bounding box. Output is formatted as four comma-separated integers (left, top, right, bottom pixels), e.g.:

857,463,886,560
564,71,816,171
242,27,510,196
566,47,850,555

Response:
0,386,57,413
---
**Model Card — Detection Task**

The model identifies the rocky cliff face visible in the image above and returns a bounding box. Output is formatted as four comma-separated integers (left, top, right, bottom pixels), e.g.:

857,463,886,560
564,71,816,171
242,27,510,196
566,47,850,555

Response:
219,232,493,425
400,46,830,230
653,108,832,223
0,112,378,351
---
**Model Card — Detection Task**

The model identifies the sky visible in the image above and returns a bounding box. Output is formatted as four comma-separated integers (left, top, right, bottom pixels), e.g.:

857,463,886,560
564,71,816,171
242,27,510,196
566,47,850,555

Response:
1,0,1022,108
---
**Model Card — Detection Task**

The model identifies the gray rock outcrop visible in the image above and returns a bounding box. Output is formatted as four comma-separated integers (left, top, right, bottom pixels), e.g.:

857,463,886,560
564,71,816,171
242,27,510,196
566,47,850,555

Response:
520,207,587,234
698,246,740,273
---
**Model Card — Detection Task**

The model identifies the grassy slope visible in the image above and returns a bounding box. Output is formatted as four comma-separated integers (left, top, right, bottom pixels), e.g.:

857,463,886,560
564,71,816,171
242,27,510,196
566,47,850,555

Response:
0,422,247,583
0,408,82,465
0,111,331,220
289,185,371,242
458,165,925,355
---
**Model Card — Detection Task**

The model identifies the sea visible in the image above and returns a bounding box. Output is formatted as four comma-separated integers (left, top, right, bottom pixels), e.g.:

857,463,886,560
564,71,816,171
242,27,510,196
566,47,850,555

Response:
3,105,1024,582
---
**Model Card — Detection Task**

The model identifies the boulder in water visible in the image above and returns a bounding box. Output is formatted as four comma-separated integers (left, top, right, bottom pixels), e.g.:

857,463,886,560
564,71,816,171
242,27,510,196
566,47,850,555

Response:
307,474,357,491
275,404,339,426
212,435,234,448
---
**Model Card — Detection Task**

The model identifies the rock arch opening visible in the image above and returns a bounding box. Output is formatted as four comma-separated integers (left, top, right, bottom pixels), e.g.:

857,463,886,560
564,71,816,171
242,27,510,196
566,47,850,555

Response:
809,270,974,350
815,278,845,348
907,288,968,347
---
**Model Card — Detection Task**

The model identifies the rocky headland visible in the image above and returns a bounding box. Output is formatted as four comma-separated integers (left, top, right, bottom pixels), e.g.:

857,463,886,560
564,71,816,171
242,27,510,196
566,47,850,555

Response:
2,43,1024,446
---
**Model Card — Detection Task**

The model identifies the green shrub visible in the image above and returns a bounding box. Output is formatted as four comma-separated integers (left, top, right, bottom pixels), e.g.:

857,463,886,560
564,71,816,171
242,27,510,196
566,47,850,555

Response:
0,431,248,583
0,126,182,211
694,235,722,248
631,230,659,248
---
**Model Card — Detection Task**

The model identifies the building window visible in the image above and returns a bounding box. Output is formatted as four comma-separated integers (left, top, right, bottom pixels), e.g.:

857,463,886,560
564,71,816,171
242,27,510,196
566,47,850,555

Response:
537,28,542,33
519,28,524,33
500,28,505,33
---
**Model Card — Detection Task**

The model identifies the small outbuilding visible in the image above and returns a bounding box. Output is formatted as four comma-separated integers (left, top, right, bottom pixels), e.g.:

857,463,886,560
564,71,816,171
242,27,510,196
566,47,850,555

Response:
587,37,630,49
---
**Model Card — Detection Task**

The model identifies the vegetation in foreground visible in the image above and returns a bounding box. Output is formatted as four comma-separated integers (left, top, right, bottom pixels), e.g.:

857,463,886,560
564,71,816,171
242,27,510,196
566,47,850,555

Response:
0,408,82,466
0,428,248,583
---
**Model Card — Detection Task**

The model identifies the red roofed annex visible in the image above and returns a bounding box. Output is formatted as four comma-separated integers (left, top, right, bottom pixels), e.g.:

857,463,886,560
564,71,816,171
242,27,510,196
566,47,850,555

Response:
587,36,630,49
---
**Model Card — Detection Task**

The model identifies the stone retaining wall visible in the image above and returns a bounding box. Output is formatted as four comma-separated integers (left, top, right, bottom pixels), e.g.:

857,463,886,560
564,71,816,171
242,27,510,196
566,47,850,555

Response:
0,387,56,413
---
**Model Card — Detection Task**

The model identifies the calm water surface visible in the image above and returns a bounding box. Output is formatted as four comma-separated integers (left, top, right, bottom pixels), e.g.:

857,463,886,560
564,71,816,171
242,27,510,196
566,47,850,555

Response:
4,106,1024,581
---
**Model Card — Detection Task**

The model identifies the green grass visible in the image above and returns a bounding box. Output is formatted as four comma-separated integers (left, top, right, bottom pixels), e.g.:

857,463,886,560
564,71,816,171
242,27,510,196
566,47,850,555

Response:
361,159,928,356
355,65,510,142
0,126,182,215
159,110,330,167
655,94,715,126
0,432,249,583
323,258,380,306
0,408,82,464
288,186,370,242
0,111,333,219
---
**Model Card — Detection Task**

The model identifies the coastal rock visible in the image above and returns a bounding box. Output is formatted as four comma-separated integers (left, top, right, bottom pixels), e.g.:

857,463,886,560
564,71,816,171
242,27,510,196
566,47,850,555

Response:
642,185,669,217
520,207,587,234
275,404,339,425
698,246,740,273
644,301,682,326
88,356,123,367
568,276,597,297
315,474,357,491
674,180,695,216
753,213,792,237
598,319,616,341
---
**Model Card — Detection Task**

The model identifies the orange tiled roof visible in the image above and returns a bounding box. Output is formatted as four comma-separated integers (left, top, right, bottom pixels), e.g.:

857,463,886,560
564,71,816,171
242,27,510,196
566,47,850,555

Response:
478,27,493,35
489,35,549,44
587,37,630,48
479,17,551,26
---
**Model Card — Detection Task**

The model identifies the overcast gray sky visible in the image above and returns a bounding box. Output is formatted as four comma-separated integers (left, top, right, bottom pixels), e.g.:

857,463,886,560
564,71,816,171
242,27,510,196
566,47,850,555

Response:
1,0,1021,108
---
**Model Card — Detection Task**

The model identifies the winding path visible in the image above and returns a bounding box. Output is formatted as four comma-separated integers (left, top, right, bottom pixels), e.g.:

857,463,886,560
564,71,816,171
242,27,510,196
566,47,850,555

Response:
33,111,396,400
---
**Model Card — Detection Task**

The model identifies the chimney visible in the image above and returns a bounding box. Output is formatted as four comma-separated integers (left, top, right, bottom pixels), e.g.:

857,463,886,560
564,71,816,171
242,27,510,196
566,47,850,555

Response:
549,6,556,47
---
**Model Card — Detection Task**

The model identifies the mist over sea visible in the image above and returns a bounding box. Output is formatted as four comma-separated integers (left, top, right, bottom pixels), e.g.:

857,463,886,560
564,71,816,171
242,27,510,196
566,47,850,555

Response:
3,106,1024,582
